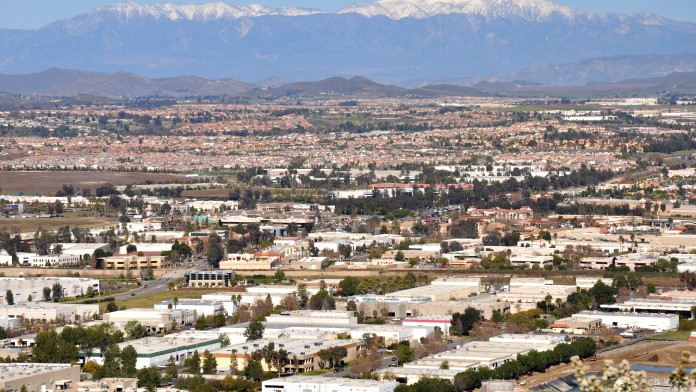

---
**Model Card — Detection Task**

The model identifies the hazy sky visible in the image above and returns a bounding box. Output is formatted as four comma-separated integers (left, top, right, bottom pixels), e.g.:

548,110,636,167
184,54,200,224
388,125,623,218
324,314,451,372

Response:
2,0,695,29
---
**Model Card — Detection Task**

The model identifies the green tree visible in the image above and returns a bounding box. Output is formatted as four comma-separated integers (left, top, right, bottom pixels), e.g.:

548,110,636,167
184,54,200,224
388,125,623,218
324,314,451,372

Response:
295,284,309,308
5,290,13,305
106,301,119,313
43,286,51,301
396,341,413,365
202,350,217,374
137,367,161,392
121,345,138,378
244,359,264,381
185,350,201,374
51,282,63,302
244,320,265,341
339,277,360,296
205,233,225,267
33,329,78,363
165,356,178,381
124,321,146,339
100,345,122,378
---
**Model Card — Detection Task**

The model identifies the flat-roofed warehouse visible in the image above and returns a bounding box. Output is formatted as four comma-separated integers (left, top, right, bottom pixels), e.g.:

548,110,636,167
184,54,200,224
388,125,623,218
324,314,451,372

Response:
0,363,80,392
85,336,221,369
576,310,679,331
262,375,397,392
212,338,361,373
375,334,565,384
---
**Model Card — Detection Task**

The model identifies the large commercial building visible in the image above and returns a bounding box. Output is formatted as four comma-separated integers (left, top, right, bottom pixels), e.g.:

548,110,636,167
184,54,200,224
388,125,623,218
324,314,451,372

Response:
265,311,358,327
575,311,679,331
262,376,397,392
0,303,99,323
220,253,281,270
212,338,361,373
0,363,80,392
0,277,99,303
86,336,221,369
185,270,236,288
348,293,509,320
600,298,696,318
153,299,225,318
98,253,170,270
375,334,565,384
102,308,195,333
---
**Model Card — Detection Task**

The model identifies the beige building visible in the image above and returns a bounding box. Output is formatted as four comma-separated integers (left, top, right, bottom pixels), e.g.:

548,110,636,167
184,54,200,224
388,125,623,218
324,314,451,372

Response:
212,338,361,373
549,316,602,335
99,252,170,270
220,253,281,270
0,363,79,392
77,378,137,392
102,308,194,333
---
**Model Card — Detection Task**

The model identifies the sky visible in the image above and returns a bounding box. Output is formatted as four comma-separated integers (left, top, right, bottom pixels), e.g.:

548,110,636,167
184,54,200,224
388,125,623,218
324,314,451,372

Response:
1,0,695,29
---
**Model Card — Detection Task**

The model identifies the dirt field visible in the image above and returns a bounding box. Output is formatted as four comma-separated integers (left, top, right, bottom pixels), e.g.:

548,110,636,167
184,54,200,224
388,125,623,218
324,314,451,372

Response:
523,341,696,387
0,216,117,233
0,171,186,195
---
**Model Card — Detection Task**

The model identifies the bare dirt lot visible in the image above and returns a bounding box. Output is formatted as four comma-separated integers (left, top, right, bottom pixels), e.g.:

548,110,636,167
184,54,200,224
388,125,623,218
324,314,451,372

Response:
0,171,185,195
523,341,696,387
0,216,116,233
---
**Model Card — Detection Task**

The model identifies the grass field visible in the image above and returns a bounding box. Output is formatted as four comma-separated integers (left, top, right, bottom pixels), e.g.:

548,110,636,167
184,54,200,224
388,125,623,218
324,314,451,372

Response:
0,216,117,233
99,288,230,313
0,171,187,196
647,330,692,341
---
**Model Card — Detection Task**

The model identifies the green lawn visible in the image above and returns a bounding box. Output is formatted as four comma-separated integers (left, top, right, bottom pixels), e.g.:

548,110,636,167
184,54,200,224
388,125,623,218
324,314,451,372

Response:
302,369,333,376
99,288,230,313
647,330,692,341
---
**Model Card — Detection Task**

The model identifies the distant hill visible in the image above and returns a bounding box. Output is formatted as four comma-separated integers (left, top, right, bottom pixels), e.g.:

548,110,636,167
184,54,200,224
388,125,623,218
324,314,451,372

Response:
245,76,408,98
242,77,488,99
474,71,696,97
487,53,696,86
409,84,489,97
0,68,256,98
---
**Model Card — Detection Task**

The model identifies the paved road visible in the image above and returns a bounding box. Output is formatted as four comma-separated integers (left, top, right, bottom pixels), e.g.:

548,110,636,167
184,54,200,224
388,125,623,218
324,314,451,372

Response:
105,259,208,301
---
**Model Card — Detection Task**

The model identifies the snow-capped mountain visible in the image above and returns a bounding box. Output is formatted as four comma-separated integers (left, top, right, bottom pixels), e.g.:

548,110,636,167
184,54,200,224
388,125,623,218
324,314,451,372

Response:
92,2,325,22
338,0,580,21
0,0,694,83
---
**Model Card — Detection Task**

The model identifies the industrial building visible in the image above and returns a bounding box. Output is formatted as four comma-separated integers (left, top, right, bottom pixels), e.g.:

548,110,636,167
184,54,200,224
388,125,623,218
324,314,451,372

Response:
575,311,679,331
0,302,99,323
212,338,361,373
549,316,603,335
0,277,99,304
85,336,221,369
102,308,195,333
375,334,565,384
153,299,225,318
265,310,358,327
0,363,80,392
600,298,696,318
262,375,397,392
348,293,509,320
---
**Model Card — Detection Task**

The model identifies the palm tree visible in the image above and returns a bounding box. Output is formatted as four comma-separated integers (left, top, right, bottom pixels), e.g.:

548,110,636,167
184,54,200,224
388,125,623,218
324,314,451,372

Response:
173,297,179,310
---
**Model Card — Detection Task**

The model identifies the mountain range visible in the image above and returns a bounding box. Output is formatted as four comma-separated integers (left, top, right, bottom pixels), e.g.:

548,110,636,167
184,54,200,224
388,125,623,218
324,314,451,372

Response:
0,67,254,97
4,67,696,99
1,0,696,84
